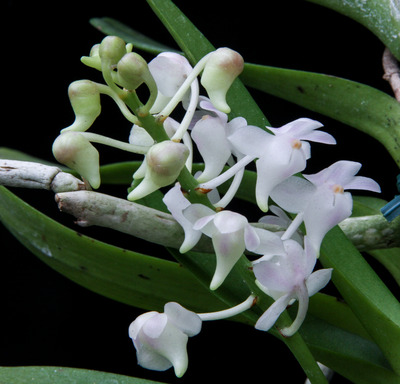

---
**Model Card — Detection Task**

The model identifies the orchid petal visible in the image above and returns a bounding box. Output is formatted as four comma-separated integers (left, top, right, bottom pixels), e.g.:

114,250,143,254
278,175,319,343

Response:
213,210,248,233
247,226,285,256
143,313,168,338
149,320,189,378
228,125,273,157
268,118,323,136
164,302,202,337
256,151,307,212
148,52,192,97
343,176,381,192
129,125,155,146
303,189,353,254
304,160,362,187
280,283,309,337
306,268,333,297
255,293,292,331
253,258,294,293
300,130,336,145
163,184,203,253
270,176,316,213
210,230,246,290
129,312,158,340
191,116,231,182
135,343,173,373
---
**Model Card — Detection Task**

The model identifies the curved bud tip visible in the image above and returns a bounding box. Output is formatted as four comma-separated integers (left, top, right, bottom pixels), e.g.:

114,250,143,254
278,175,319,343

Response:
64,80,101,132
81,44,101,70
99,35,127,66
52,132,100,189
200,48,244,113
117,52,151,90
128,141,189,201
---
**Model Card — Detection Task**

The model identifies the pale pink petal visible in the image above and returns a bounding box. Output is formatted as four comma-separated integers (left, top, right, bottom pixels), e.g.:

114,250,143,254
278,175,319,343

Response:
253,258,294,293
306,268,333,297
255,293,292,331
344,176,381,193
304,161,362,187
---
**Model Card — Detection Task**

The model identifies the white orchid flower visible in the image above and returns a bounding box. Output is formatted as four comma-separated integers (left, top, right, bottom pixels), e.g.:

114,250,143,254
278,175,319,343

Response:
270,160,381,254
254,237,333,336
228,118,336,212
148,52,193,114
129,302,202,377
184,205,284,290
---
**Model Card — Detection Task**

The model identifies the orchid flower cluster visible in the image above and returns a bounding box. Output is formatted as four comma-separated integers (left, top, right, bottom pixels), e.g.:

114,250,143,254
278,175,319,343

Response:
52,35,381,378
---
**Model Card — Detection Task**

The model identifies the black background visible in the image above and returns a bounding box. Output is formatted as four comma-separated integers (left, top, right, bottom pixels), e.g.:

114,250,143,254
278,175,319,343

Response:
3,1,400,383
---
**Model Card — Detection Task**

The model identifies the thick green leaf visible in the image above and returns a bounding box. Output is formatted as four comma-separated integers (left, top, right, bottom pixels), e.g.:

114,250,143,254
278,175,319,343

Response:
240,64,400,168
301,316,400,384
1,184,397,380
0,366,164,384
320,227,400,375
0,186,224,313
369,247,400,288
306,0,400,61
89,17,179,55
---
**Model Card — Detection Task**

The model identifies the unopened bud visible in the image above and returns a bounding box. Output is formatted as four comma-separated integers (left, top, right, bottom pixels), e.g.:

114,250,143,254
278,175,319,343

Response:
52,132,100,189
63,80,101,132
117,52,151,90
99,36,127,67
127,141,189,201
200,48,244,113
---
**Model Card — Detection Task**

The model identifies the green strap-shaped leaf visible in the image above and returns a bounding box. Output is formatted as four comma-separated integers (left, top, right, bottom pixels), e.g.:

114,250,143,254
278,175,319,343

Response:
1,183,398,381
320,226,400,375
306,0,400,61
240,64,400,168
0,186,224,314
0,366,165,384
301,315,400,384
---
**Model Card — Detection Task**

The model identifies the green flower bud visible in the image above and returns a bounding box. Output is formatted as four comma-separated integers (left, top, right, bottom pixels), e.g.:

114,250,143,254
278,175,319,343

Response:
52,132,100,189
117,52,151,90
99,36,127,67
63,80,101,132
200,48,244,113
128,141,189,201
